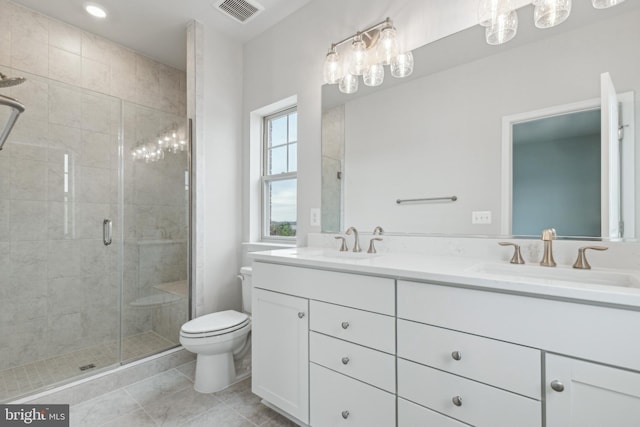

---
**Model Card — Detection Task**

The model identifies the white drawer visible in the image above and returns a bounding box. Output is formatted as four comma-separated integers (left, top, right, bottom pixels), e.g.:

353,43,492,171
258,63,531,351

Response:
253,262,395,315
310,363,395,427
310,300,395,354
398,319,541,399
397,280,640,373
310,332,395,393
398,398,468,427
398,359,541,427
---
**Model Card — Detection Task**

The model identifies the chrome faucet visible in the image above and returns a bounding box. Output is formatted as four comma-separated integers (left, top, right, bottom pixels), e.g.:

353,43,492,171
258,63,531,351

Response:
540,228,557,267
345,227,361,252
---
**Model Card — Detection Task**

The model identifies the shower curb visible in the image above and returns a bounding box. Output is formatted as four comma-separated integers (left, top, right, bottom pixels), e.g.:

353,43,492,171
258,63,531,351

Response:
11,347,195,406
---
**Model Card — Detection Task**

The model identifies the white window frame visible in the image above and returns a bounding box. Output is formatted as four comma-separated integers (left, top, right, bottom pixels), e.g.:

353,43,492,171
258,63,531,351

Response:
261,106,297,241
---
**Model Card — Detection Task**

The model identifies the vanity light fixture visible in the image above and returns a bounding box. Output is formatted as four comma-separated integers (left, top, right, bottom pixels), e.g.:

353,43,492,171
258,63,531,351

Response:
592,0,626,8
478,0,518,45
84,2,108,19
479,0,626,45
532,0,572,29
323,17,413,94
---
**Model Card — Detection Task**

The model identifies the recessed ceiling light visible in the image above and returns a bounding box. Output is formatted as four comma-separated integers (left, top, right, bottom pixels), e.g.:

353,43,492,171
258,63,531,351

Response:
84,2,107,19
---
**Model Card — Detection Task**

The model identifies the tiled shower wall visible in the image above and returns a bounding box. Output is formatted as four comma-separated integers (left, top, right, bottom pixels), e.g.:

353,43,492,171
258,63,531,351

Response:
0,0,187,372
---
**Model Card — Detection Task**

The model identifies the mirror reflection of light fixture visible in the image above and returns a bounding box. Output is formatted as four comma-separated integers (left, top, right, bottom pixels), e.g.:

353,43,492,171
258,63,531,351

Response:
486,9,519,44
322,17,413,94
479,0,626,45
533,0,572,28
131,123,187,163
391,51,414,78
478,0,518,45
592,0,625,8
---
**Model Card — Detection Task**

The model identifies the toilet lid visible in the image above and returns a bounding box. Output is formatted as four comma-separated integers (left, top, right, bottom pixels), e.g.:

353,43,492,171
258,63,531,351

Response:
181,310,249,335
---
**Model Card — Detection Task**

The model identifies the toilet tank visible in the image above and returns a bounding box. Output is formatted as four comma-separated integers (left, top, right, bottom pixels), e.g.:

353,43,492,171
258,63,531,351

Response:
240,266,253,314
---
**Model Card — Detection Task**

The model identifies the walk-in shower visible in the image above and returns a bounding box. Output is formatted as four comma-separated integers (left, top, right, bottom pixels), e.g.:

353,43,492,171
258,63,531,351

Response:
0,67,189,402
0,72,26,150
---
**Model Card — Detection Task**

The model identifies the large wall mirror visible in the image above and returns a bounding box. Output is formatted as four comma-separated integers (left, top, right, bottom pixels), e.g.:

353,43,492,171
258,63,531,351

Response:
321,1,639,241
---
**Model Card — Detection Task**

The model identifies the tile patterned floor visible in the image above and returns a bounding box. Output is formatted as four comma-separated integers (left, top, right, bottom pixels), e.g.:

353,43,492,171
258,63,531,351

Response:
0,332,176,401
70,363,298,427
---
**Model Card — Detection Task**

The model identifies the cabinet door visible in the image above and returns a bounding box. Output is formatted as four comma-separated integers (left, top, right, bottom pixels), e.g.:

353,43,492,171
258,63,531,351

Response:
252,288,309,424
546,354,640,427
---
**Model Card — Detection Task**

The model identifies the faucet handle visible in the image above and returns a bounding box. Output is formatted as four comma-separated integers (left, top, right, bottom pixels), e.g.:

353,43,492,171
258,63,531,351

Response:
573,246,608,270
498,242,525,264
373,226,384,235
541,228,557,241
367,237,383,254
334,236,348,252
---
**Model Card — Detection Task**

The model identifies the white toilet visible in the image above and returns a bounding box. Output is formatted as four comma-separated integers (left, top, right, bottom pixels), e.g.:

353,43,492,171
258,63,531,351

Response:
180,266,253,393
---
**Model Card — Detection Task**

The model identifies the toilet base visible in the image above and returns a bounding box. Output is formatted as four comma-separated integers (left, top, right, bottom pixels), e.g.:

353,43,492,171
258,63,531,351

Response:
194,352,236,393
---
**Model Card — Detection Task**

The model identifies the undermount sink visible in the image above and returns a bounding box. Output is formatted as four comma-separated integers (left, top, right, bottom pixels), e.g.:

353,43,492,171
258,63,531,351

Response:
320,249,380,259
467,262,640,289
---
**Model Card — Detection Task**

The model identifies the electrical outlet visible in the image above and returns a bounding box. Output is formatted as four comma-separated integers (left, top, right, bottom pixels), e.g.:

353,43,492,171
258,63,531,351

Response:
310,208,321,227
472,210,492,224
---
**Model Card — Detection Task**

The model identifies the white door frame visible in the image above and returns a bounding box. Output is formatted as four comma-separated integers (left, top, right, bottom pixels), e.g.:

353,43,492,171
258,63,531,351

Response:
501,93,635,238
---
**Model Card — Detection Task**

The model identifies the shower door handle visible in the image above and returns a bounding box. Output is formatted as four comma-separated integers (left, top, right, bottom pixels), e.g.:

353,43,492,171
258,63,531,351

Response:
103,219,112,246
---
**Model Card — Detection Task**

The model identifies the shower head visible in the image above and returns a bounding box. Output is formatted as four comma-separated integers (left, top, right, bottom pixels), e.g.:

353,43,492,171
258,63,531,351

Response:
0,72,26,88
0,94,25,151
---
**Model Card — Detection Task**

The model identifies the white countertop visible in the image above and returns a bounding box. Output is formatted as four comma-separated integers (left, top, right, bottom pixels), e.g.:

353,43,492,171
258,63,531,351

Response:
250,247,640,309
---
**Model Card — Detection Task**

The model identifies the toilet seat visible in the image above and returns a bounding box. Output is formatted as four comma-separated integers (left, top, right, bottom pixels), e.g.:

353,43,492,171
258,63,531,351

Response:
180,310,250,339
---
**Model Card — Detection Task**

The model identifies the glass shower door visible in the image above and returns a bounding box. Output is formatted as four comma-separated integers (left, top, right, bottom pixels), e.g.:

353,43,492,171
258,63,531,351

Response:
120,102,189,363
0,69,122,400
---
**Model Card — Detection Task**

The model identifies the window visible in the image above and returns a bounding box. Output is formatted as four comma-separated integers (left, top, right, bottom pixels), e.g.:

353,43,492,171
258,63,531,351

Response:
262,107,297,240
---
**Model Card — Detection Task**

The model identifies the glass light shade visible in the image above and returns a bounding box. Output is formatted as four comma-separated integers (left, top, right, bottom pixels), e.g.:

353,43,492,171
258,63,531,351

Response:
478,0,513,27
363,63,384,87
348,37,368,76
592,0,625,8
533,0,571,29
339,73,359,94
376,27,399,65
485,9,518,45
323,50,342,84
390,51,414,78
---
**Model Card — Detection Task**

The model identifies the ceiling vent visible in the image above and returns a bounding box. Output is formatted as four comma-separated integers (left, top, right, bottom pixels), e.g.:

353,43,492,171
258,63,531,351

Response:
214,0,264,24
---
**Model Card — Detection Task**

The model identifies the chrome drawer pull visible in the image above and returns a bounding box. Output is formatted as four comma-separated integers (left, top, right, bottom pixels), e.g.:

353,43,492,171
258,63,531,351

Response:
341,321,350,329
451,351,462,361
341,357,350,365
341,410,350,419
550,380,565,392
452,396,463,407
298,312,305,319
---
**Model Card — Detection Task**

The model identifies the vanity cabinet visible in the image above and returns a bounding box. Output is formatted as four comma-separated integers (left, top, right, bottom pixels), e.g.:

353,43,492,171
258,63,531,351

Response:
252,258,640,426
252,262,395,426
545,353,640,427
252,288,309,424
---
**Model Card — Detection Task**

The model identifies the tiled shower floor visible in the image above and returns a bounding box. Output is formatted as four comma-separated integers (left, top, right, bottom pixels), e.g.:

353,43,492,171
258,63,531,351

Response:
0,331,176,401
